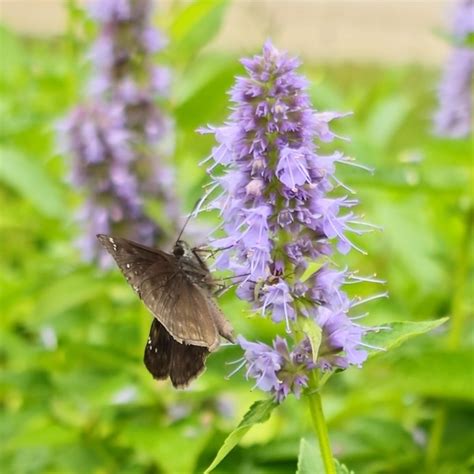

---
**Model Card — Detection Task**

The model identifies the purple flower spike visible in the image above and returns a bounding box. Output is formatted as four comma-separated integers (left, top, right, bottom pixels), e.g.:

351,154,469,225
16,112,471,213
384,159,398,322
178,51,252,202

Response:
61,103,158,264
435,48,474,138
202,42,384,402
434,0,474,138
60,0,177,265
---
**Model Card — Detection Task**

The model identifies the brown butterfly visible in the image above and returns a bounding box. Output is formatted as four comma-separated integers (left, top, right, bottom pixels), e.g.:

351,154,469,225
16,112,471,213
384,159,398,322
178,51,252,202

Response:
97,234,234,388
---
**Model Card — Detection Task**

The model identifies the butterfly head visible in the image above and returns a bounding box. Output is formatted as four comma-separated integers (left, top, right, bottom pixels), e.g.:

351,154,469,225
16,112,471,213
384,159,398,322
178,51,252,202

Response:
173,240,194,259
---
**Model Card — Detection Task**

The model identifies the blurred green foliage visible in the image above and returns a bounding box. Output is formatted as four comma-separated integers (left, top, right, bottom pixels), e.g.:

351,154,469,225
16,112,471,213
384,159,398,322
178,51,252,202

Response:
0,2,473,473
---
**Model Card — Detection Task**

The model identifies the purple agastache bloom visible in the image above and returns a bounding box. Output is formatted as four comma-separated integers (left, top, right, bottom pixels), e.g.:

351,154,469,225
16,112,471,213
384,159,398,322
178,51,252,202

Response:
434,0,474,138
201,41,385,402
60,0,176,265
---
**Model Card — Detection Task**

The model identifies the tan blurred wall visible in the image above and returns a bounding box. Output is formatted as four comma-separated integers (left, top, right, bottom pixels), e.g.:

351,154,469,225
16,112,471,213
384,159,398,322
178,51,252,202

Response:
0,0,452,64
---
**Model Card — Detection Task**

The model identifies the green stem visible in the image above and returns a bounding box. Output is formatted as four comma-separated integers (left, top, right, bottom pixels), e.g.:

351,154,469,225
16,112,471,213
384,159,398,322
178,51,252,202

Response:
307,371,336,474
446,208,472,349
425,206,472,470
425,407,447,468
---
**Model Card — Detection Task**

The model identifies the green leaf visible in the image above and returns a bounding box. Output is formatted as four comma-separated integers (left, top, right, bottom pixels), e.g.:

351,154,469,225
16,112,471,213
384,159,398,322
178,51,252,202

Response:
299,318,322,363
335,461,355,474
119,422,213,474
385,348,474,401
6,415,77,449
0,147,66,218
296,438,324,474
300,261,324,282
465,32,474,47
35,271,107,320
330,417,415,471
365,95,411,150
175,59,239,130
170,0,229,63
204,399,277,473
296,438,354,474
173,55,234,106
364,318,448,357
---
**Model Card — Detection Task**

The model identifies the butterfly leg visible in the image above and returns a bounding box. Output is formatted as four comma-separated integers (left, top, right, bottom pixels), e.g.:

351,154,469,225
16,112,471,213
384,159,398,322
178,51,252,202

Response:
212,273,257,295
193,245,234,257
213,283,231,297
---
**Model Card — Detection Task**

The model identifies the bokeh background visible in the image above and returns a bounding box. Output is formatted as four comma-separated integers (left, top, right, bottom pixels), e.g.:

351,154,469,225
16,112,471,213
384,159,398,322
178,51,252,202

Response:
0,1,472,473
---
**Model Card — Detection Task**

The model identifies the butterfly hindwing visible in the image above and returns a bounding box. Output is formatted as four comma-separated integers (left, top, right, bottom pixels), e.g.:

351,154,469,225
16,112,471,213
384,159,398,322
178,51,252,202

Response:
144,318,210,387
169,340,209,388
144,318,172,380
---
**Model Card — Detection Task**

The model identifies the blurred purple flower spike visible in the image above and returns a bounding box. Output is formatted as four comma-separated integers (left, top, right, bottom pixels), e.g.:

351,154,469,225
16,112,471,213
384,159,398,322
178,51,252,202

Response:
434,0,474,138
61,103,158,265
201,41,385,402
61,0,176,265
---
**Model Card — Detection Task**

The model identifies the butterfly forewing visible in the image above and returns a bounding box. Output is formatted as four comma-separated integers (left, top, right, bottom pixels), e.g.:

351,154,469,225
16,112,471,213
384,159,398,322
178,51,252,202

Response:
97,234,220,348
145,275,221,350
97,235,172,296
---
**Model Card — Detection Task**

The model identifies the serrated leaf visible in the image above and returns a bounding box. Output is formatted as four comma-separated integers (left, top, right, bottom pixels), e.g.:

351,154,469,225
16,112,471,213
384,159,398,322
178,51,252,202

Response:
0,147,66,218
204,399,277,473
300,318,322,363
365,318,448,357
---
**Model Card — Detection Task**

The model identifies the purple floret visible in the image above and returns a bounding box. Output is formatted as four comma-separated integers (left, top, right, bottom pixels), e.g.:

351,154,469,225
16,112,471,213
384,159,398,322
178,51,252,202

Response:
238,335,313,402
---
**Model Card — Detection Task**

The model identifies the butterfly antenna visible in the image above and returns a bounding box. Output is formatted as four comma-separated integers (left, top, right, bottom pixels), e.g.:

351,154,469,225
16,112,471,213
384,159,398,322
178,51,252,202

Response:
175,197,203,243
